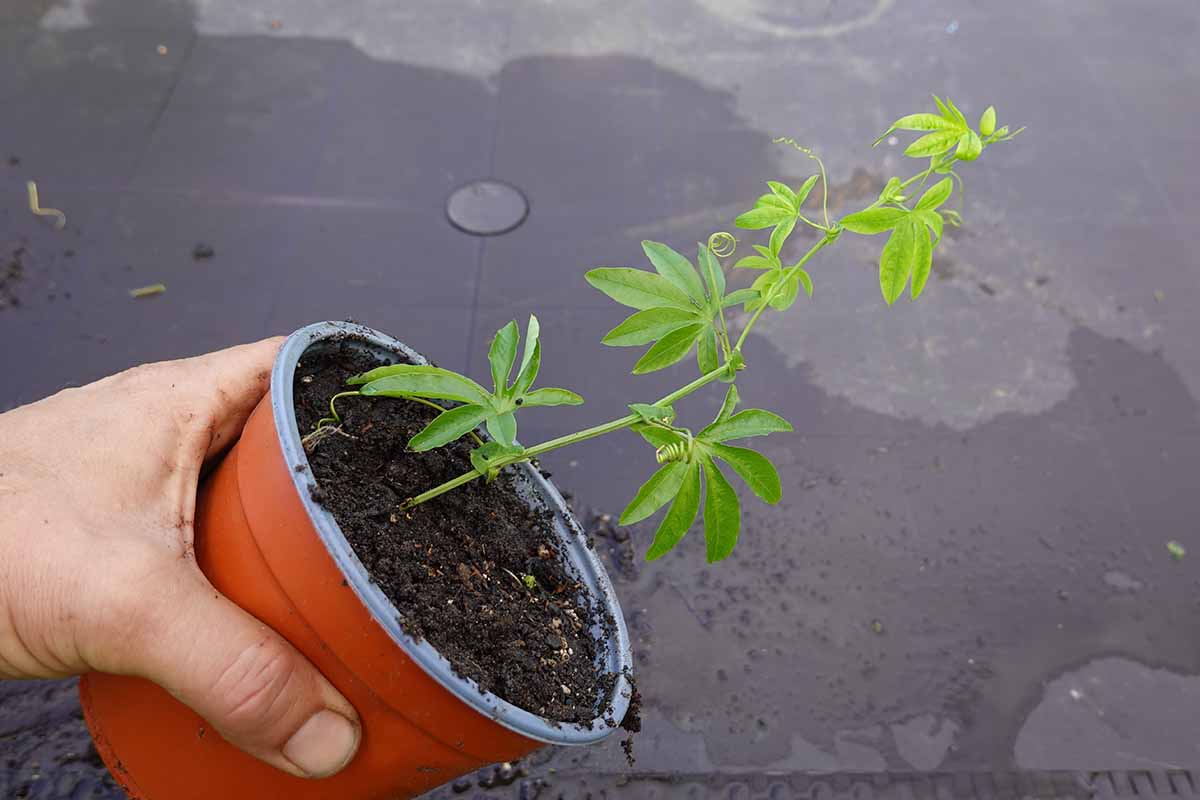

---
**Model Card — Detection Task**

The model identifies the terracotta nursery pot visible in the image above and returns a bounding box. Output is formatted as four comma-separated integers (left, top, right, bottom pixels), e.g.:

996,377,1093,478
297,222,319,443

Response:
79,321,634,800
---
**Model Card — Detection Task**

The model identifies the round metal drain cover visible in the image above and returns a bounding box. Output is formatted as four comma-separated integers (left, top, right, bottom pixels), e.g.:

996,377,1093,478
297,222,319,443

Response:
446,180,529,236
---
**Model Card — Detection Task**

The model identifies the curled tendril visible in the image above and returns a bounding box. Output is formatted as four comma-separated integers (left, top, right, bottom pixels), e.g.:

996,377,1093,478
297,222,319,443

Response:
707,231,737,258
655,441,689,464
772,137,831,228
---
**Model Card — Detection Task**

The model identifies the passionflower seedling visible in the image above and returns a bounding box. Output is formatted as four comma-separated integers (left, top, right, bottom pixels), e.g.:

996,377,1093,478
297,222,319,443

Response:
306,95,1021,562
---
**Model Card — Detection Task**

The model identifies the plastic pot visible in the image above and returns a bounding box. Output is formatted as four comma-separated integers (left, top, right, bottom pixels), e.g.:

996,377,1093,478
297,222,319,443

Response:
79,321,633,800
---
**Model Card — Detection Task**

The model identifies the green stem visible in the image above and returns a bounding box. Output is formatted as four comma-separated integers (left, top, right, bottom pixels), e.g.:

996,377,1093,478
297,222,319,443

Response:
733,233,835,352
400,365,731,509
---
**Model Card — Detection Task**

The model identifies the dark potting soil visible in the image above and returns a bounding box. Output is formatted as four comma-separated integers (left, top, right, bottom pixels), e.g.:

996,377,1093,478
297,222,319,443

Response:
293,340,615,724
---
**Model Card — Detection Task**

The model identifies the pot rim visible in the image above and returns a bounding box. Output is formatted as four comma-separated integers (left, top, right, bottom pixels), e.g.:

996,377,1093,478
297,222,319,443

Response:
271,321,633,745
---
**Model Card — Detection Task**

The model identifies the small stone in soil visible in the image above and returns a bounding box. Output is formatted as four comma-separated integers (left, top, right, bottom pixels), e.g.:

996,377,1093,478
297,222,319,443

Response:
192,243,215,260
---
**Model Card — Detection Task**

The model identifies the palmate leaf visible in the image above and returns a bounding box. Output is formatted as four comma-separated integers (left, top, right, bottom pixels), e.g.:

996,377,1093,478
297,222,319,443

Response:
585,267,696,311
602,307,700,346
628,403,675,423
486,411,517,447
408,403,490,451
709,442,781,504
621,460,689,525
699,409,793,441
645,461,702,561
488,320,519,400
697,242,726,300
915,178,953,211
701,455,740,563
697,324,719,374
642,240,706,303
470,441,524,483
521,387,584,407
633,323,705,374
877,218,936,304
840,207,908,235
353,365,492,406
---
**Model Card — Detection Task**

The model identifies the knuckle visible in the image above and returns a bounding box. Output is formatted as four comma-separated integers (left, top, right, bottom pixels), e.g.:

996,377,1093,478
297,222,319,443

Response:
210,638,301,732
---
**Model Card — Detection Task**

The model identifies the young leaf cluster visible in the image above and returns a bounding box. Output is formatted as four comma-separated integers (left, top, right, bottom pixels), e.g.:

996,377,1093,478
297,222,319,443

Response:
620,386,791,563
347,315,582,458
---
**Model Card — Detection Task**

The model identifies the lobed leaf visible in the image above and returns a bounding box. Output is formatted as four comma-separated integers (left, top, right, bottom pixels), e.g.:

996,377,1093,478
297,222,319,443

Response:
917,209,944,245
621,460,689,525
770,274,800,311
514,315,541,391
520,388,584,407
635,424,684,449
915,177,953,211
700,408,793,442
642,240,706,303
715,384,740,424
408,404,490,451
796,268,814,297
909,220,934,300
935,95,968,127
709,442,782,504
486,411,517,446
602,307,700,347
632,324,704,374
874,112,962,146
767,180,798,208
735,206,794,230
488,320,519,398
904,130,961,158
733,254,777,270
701,456,740,563
645,461,701,560
697,324,719,375
585,267,696,311
769,216,796,257
722,287,760,306
356,365,492,407
793,174,820,207
879,220,915,305
840,207,908,235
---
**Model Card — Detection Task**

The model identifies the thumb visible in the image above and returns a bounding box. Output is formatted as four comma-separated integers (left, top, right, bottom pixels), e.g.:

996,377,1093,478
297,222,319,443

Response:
134,570,361,779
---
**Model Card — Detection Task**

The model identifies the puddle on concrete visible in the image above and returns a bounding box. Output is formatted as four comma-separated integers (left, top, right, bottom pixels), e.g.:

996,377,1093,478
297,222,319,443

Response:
1015,657,1200,770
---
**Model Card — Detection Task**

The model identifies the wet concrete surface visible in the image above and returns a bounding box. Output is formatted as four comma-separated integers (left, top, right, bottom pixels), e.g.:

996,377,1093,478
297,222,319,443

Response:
2,0,1200,797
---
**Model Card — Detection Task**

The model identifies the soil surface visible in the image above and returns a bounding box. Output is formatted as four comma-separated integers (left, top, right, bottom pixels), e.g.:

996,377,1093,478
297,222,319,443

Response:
293,340,614,724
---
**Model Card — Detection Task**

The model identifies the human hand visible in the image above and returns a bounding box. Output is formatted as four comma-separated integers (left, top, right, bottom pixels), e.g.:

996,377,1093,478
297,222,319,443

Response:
0,339,361,779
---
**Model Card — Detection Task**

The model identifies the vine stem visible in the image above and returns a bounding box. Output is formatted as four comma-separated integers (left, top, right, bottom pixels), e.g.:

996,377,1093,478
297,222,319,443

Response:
400,152,954,511
400,365,731,509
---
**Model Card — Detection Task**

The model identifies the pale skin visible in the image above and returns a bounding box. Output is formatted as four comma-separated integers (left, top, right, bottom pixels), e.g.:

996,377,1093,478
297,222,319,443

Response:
0,338,360,779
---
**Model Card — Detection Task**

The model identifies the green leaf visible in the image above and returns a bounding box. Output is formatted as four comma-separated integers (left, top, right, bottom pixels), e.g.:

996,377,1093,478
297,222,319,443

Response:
512,340,541,396
905,130,961,158
715,384,740,424
733,254,776,270
735,206,794,230
879,176,903,203
770,274,800,311
909,220,934,300
796,268,814,297
940,98,969,128
585,267,696,311
874,113,962,145
793,174,820,207
629,403,675,423
756,193,793,211
979,105,996,136
632,324,704,374
697,324,719,374
917,209,944,246
642,241,706,303
602,307,699,347
879,220,916,305
700,408,793,442
621,461,689,525
408,404,490,451
470,441,525,482
486,411,517,446
515,315,540,390
955,130,983,161
766,181,798,208
356,365,492,406
701,456,740,563
488,320,519,398
645,461,701,561
745,271,779,311
915,178,953,211
769,217,796,257
710,443,781,503
840,207,908,235
520,387,583,407
635,424,684,449
697,243,726,300
722,288,759,306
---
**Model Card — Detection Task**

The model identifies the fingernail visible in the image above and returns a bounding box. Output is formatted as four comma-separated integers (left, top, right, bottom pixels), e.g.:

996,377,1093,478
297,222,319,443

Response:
283,710,359,778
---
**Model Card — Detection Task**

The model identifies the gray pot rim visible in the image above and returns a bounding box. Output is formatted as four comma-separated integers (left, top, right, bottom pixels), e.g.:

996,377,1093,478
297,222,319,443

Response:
271,321,633,746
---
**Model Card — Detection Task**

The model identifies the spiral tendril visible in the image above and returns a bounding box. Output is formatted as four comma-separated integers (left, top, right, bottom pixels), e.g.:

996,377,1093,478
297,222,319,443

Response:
655,440,691,464
707,231,737,258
